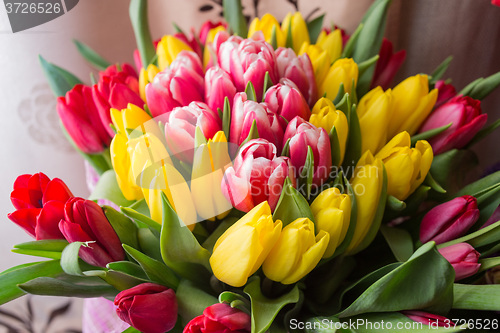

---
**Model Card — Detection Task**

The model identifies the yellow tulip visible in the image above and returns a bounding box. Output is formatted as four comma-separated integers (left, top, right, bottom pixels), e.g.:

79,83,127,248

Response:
210,202,282,287
281,12,310,53
262,218,329,284
299,44,331,88
375,132,433,201
388,74,438,137
310,187,351,258
139,64,160,101
320,58,358,100
316,29,343,63
357,87,393,154
310,98,348,164
157,35,193,71
203,25,227,69
346,151,384,254
191,131,232,221
110,104,152,137
248,13,285,47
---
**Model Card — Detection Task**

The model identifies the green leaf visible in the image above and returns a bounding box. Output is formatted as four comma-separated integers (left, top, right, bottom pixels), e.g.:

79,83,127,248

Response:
479,256,500,272
73,40,111,70
453,284,500,311
337,242,454,317
123,244,180,289
19,276,118,298
438,221,500,251
341,23,363,59
39,55,82,97
285,22,294,49
410,123,452,146
335,93,352,116
357,55,379,78
137,228,162,260
300,146,315,200
129,0,155,67
222,0,247,37
429,56,453,85
222,96,231,140
329,126,342,168
270,25,278,49
281,138,291,157
121,206,161,233
342,105,362,178
332,83,346,105
307,14,325,44
423,172,446,194
202,217,237,253
459,71,500,100
194,126,208,148
103,206,139,250
387,195,406,211
262,71,274,101
466,117,500,148
380,225,413,262
176,279,218,322
122,327,141,333
88,170,134,207
239,120,260,148
244,277,300,333
245,81,257,101
0,260,64,305
12,240,69,260
83,269,143,291
60,242,98,276
107,261,149,280
273,177,315,227
430,149,478,194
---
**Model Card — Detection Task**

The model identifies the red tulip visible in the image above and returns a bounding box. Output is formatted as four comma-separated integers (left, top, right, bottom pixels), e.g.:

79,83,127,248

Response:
8,173,73,240
92,64,143,136
493,0,500,7
230,93,285,152
199,20,227,45
146,51,205,117
371,38,406,90
275,47,317,106
419,95,487,155
205,67,237,112
402,311,448,327
218,37,278,101
164,101,221,163
59,198,125,267
115,283,178,333
420,195,480,244
438,243,481,281
222,139,295,212
434,80,457,108
284,117,332,187
175,30,202,59
265,80,311,122
183,303,251,333
57,84,112,154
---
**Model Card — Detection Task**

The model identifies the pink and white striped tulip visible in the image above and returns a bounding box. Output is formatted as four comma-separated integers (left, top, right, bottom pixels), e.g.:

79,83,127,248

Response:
438,243,481,281
205,67,237,112
264,79,311,122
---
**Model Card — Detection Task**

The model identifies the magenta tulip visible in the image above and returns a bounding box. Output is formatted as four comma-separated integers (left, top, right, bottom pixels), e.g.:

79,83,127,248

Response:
434,80,457,108
419,95,487,155
218,37,278,101
115,283,178,333
222,139,296,212
264,80,311,122
371,38,406,90
402,311,449,327
275,47,317,106
284,117,332,187
164,101,221,163
438,243,481,281
183,303,251,333
420,195,480,244
205,67,237,112
146,51,205,117
230,93,285,152
59,198,125,267
57,84,112,154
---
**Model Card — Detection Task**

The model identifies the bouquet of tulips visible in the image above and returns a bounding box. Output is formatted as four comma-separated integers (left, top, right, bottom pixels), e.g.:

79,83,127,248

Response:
3,0,500,332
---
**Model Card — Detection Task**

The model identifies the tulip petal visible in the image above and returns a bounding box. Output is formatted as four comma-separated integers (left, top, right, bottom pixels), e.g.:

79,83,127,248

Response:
35,201,65,240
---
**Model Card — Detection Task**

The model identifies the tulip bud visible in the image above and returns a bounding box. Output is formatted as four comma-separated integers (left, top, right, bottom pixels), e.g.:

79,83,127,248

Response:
310,187,351,258
310,98,348,164
248,13,285,47
57,85,112,154
156,35,193,71
402,311,449,327
316,29,343,63
284,117,332,187
419,95,487,155
204,67,237,113
357,86,393,154
222,139,295,212
438,243,481,281
420,195,480,244
389,74,438,137
320,58,359,100
8,173,73,240
375,132,433,201
59,198,125,267
115,283,178,333
210,202,282,287
203,27,229,70
184,303,251,333
264,80,311,122
299,44,331,89
139,64,160,102
434,80,457,108
371,38,406,90
281,12,310,53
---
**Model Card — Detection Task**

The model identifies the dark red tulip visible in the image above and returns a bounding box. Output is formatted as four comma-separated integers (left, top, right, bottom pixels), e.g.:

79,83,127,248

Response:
402,310,448,327
371,38,406,90
183,303,251,333
438,243,481,281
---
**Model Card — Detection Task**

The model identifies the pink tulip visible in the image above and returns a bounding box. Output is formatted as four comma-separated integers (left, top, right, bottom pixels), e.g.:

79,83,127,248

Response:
264,80,311,122
275,47,317,106
57,84,112,154
434,80,457,108
164,101,221,163
205,67,237,112
183,303,250,333
420,195,480,244
438,243,481,281
92,64,143,136
371,38,406,90
146,51,205,117
284,117,332,187
402,311,449,327
230,93,285,152
222,139,295,212
198,20,227,45
59,198,125,267
419,95,487,155
218,37,278,101
204,30,232,70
